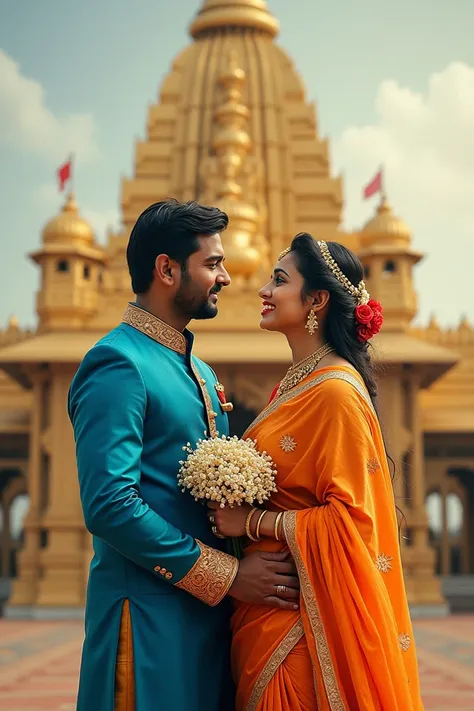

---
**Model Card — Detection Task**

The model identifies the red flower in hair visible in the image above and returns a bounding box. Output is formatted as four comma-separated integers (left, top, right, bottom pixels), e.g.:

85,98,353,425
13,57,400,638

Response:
368,299,383,314
355,299,383,342
355,304,373,325
357,325,373,342
371,310,383,331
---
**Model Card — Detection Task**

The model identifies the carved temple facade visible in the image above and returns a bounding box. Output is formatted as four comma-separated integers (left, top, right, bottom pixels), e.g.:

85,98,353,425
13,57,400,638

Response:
0,0,473,616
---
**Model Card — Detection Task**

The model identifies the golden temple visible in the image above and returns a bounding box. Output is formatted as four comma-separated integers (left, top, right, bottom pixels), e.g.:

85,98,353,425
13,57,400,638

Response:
0,0,473,616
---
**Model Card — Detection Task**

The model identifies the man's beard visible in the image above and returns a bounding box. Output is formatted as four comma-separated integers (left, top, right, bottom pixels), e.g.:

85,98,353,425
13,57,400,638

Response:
174,271,221,321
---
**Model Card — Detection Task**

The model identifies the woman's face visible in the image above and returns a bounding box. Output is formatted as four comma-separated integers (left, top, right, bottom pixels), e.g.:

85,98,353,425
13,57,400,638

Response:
258,253,310,334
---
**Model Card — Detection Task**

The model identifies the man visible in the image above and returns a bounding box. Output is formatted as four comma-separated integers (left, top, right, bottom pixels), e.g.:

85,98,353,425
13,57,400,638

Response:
68,199,299,711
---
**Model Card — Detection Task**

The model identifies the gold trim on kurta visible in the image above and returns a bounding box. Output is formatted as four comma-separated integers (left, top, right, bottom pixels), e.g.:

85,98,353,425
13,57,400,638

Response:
246,618,305,711
174,540,238,606
190,359,218,438
283,510,346,711
122,303,187,354
244,370,375,438
122,304,220,437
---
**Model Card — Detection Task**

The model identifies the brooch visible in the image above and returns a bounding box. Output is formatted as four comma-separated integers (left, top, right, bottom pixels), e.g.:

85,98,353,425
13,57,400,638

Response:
214,383,234,413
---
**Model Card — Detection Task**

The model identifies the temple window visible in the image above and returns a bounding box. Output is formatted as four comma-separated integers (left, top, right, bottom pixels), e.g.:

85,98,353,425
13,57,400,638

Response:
56,259,69,273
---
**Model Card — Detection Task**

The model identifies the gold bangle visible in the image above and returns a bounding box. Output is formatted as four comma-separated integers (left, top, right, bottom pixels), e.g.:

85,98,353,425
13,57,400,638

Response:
245,508,259,542
255,510,267,540
279,511,286,542
274,512,283,541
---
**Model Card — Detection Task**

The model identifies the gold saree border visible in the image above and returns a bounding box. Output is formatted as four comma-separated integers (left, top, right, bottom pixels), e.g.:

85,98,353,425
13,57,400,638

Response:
246,617,305,711
284,511,346,711
174,540,238,606
243,369,375,438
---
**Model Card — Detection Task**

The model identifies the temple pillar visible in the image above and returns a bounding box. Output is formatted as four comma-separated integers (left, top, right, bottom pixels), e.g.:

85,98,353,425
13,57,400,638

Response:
9,367,47,607
402,368,445,610
36,364,85,608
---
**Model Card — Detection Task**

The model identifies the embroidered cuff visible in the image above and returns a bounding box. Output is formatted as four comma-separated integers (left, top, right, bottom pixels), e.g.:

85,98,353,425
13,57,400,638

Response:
174,540,239,606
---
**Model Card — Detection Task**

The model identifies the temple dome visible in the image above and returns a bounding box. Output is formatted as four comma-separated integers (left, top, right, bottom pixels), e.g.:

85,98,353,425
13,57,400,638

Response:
360,196,412,247
42,194,94,248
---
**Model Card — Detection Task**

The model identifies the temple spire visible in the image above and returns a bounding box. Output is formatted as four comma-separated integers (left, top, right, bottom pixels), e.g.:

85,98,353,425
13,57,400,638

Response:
190,0,279,39
209,50,261,281
214,50,251,202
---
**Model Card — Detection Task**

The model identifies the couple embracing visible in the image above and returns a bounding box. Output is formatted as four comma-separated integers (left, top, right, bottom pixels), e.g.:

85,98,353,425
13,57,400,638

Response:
69,199,424,710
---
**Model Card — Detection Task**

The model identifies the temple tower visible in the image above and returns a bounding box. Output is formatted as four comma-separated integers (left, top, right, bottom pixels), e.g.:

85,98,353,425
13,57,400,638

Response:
113,0,342,306
359,195,422,332
30,194,106,331
359,196,450,609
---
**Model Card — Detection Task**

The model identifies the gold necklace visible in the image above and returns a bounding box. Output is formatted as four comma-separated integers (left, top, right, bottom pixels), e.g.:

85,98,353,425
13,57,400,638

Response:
277,343,334,397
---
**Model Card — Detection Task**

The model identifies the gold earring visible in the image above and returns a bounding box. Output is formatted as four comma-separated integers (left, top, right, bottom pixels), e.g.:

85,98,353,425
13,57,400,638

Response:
305,310,318,336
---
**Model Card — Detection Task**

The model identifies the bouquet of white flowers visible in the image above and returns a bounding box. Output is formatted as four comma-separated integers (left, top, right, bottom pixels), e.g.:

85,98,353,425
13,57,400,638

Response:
178,434,277,507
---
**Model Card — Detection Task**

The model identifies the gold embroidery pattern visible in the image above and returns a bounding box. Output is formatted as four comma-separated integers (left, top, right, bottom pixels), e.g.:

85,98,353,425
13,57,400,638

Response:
174,540,238,606
244,370,375,438
367,458,380,475
246,618,305,711
376,553,393,574
280,434,297,453
190,359,218,438
122,303,186,354
398,633,411,652
283,511,346,711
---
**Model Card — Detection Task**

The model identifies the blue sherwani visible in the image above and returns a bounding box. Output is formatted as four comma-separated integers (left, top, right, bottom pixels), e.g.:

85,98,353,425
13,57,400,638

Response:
68,303,236,710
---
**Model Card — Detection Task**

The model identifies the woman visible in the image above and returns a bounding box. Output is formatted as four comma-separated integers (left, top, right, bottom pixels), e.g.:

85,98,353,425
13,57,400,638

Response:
209,234,424,710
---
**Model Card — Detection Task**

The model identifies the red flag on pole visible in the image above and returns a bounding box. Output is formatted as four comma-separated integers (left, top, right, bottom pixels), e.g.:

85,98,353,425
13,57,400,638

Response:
363,168,383,199
57,156,72,192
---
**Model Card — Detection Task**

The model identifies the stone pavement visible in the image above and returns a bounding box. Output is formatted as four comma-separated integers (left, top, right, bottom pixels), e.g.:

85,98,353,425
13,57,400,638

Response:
0,616,473,710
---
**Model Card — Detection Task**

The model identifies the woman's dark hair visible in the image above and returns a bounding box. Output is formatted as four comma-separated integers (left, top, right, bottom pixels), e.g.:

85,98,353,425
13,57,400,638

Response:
291,233,378,404
291,233,402,521
126,199,229,294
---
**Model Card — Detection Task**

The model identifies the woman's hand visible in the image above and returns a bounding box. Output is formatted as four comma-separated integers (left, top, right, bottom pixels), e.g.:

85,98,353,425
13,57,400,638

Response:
207,501,253,538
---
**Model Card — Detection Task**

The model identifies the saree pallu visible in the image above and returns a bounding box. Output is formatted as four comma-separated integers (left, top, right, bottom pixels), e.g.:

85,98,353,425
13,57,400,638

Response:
232,366,424,711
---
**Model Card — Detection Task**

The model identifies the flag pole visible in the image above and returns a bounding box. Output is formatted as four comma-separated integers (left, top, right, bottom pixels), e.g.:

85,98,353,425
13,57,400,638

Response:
69,152,75,197
380,163,385,200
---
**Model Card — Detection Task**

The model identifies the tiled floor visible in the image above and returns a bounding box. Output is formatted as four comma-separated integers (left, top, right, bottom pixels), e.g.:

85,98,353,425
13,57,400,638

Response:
0,616,473,710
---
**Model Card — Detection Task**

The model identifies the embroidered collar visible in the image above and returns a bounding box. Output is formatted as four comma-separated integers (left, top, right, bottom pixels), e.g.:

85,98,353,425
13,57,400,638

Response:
122,303,188,355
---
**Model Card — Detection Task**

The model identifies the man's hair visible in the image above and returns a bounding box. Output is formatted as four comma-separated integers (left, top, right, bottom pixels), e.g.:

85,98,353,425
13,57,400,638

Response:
126,199,229,294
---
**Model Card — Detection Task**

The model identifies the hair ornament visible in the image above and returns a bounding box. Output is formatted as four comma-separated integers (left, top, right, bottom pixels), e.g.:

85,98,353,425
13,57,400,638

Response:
278,247,291,261
316,240,383,342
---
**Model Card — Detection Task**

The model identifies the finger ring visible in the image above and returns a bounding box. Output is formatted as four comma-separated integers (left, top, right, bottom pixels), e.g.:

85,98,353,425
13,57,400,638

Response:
209,515,215,524
276,584,287,595
212,525,226,539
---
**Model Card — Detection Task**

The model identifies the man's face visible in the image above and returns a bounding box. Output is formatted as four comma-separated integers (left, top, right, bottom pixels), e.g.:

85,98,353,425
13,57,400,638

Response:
174,234,231,320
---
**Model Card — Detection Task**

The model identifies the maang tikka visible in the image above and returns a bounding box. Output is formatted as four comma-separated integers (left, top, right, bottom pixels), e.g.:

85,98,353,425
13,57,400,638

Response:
305,310,318,336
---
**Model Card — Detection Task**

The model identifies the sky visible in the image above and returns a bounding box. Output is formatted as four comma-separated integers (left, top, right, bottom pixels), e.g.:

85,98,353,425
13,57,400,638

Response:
1,0,473,329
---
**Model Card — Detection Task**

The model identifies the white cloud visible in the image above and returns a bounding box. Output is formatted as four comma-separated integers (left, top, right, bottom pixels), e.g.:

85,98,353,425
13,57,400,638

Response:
0,49,99,163
333,62,474,326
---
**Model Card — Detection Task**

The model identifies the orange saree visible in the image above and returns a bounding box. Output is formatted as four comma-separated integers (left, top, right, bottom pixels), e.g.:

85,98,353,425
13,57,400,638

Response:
232,366,424,711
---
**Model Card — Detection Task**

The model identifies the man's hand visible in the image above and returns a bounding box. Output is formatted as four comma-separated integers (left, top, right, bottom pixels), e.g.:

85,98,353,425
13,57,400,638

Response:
229,550,300,610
